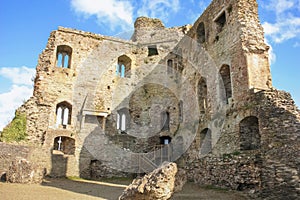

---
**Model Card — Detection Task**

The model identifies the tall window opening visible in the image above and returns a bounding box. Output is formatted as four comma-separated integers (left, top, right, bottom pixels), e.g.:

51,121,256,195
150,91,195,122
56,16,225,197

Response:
117,108,130,132
56,101,72,128
197,22,206,44
161,111,170,131
56,45,72,68
200,128,212,154
179,100,183,122
148,45,159,56
215,11,226,33
53,136,75,155
198,77,208,113
240,116,260,150
167,59,173,74
220,64,232,104
117,55,131,78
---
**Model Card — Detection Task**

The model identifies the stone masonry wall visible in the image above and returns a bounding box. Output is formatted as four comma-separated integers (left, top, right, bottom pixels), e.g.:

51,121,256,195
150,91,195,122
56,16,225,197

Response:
2,0,299,199
183,89,300,199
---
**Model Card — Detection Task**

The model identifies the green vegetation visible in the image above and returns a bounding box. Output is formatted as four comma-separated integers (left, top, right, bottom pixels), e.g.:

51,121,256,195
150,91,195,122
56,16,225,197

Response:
67,176,84,181
0,111,27,142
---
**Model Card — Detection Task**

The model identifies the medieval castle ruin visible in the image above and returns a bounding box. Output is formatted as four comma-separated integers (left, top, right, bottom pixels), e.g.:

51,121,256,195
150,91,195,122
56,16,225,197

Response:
1,0,299,199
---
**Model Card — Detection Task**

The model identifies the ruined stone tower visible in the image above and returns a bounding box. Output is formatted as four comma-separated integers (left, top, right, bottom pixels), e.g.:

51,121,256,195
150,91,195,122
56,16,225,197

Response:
2,0,299,199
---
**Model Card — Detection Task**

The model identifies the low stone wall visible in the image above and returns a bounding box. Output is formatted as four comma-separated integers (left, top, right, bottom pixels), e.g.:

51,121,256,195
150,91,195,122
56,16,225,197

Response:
0,142,30,180
185,152,261,193
0,142,47,183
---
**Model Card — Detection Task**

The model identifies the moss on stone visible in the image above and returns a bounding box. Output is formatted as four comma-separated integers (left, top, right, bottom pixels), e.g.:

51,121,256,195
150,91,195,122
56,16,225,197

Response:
1,111,27,142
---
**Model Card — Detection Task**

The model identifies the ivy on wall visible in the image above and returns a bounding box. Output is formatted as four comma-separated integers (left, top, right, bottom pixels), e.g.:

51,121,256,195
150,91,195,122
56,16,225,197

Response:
1,111,27,142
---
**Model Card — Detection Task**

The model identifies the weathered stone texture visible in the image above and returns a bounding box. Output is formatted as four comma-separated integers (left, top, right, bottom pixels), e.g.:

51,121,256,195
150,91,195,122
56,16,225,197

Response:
119,162,177,200
1,0,299,199
0,142,30,180
7,158,44,184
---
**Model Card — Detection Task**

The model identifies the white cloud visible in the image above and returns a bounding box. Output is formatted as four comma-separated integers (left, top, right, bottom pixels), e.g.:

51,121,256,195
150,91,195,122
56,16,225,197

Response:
0,66,35,86
137,0,180,22
263,0,300,43
0,85,33,131
71,0,134,30
0,66,35,131
265,39,276,65
274,0,294,14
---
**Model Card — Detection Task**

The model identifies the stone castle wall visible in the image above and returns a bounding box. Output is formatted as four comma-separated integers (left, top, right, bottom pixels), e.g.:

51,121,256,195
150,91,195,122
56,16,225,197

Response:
1,0,299,199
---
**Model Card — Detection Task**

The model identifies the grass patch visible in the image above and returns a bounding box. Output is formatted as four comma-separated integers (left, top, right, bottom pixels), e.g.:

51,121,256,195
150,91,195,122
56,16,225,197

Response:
0,111,27,142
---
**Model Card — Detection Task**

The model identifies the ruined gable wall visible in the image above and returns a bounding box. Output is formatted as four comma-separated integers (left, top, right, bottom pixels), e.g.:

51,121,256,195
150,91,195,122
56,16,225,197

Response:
188,0,271,104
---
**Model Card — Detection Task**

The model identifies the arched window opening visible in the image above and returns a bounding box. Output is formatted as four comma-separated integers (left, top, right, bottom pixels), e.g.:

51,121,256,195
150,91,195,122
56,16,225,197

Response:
200,128,212,154
240,116,260,150
167,59,173,74
161,111,170,131
53,136,75,155
197,22,206,44
56,101,72,128
117,108,130,133
198,77,208,113
117,55,131,78
220,64,232,104
56,45,72,68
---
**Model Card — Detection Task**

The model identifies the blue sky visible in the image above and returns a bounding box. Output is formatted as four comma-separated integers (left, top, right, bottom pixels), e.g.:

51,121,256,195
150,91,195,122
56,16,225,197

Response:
0,0,299,130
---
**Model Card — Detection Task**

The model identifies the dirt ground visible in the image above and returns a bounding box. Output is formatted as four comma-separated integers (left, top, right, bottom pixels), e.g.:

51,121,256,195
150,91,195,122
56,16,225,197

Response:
0,178,249,200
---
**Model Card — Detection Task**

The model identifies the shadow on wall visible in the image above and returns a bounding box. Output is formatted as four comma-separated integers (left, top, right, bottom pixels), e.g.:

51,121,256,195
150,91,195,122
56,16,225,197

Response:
49,136,75,177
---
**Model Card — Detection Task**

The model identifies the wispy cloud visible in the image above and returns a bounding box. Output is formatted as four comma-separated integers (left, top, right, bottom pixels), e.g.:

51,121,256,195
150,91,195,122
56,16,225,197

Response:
137,0,180,22
0,66,35,86
0,66,35,131
71,0,134,31
293,42,300,47
70,0,182,32
265,39,276,64
262,0,300,43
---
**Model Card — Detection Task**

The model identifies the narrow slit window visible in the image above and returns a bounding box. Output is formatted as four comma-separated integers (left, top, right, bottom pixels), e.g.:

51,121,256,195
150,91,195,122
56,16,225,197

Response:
167,59,173,74
117,55,131,78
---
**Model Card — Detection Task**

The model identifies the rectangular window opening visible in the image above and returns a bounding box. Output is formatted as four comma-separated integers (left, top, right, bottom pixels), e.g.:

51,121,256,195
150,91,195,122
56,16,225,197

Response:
215,11,226,32
148,45,159,56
